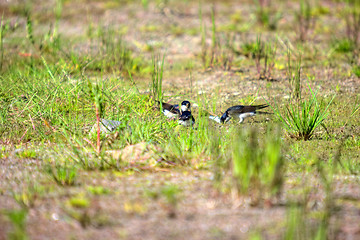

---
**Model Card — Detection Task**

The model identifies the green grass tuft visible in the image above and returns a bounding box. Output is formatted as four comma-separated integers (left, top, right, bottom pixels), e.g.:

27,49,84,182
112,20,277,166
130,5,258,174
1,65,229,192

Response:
271,85,335,141
231,126,284,204
3,209,29,240
45,163,78,186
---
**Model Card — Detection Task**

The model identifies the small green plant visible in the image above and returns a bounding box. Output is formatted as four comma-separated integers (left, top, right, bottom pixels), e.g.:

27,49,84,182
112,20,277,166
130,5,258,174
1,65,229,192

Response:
64,207,91,228
254,36,264,77
12,184,43,209
54,0,63,35
3,209,29,240
160,184,181,217
141,0,149,9
151,54,165,105
272,85,335,141
254,0,270,26
0,15,9,71
199,4,209,69
211,4,217,50
161,185,181,206
231,126,284,204
162,114,218,166
88,26,140,74
210,128,228,189
283,204,329,240
165,129,194,164
352,65,360,77
295,0,315,42
332,38,355,53
45,163,77,186
87,186,110,195
89,80,104,155
286,47,302,99
234,40,263,59
16,149,37,159
145,184,182,217
25,8,35,47
38,0,63,52
283,156,333,240
254,0,282,30
68,196,90,208
282,206,317,240
199,4,233,70
62,192,94,228
0,208,29,240
64,203,112,229
62,136,100,170
349,98,360,120
0,146,9,158
254,36,277,80
342,0,360,46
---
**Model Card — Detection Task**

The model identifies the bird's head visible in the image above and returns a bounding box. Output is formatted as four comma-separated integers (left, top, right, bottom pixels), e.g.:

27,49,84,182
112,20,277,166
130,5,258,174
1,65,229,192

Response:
220,112,229,124
181,101,191,112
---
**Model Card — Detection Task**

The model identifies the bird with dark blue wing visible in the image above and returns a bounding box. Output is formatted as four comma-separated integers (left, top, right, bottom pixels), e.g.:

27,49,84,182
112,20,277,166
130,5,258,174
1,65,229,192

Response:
216,104,269,124
158,100,192,120
157,101,181,119
178,110,195,127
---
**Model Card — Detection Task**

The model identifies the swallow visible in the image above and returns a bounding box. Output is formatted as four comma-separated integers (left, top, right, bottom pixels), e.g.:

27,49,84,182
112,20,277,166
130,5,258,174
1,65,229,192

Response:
157,101,181,119
178,110,195,127
157,100,192,119
219,104,269,124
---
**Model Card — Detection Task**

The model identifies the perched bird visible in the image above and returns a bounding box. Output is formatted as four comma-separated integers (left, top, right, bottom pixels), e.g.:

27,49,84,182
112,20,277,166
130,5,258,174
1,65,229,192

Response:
158,100,192,119
157,101,181,119
219,104,269,124
178,110,195,127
